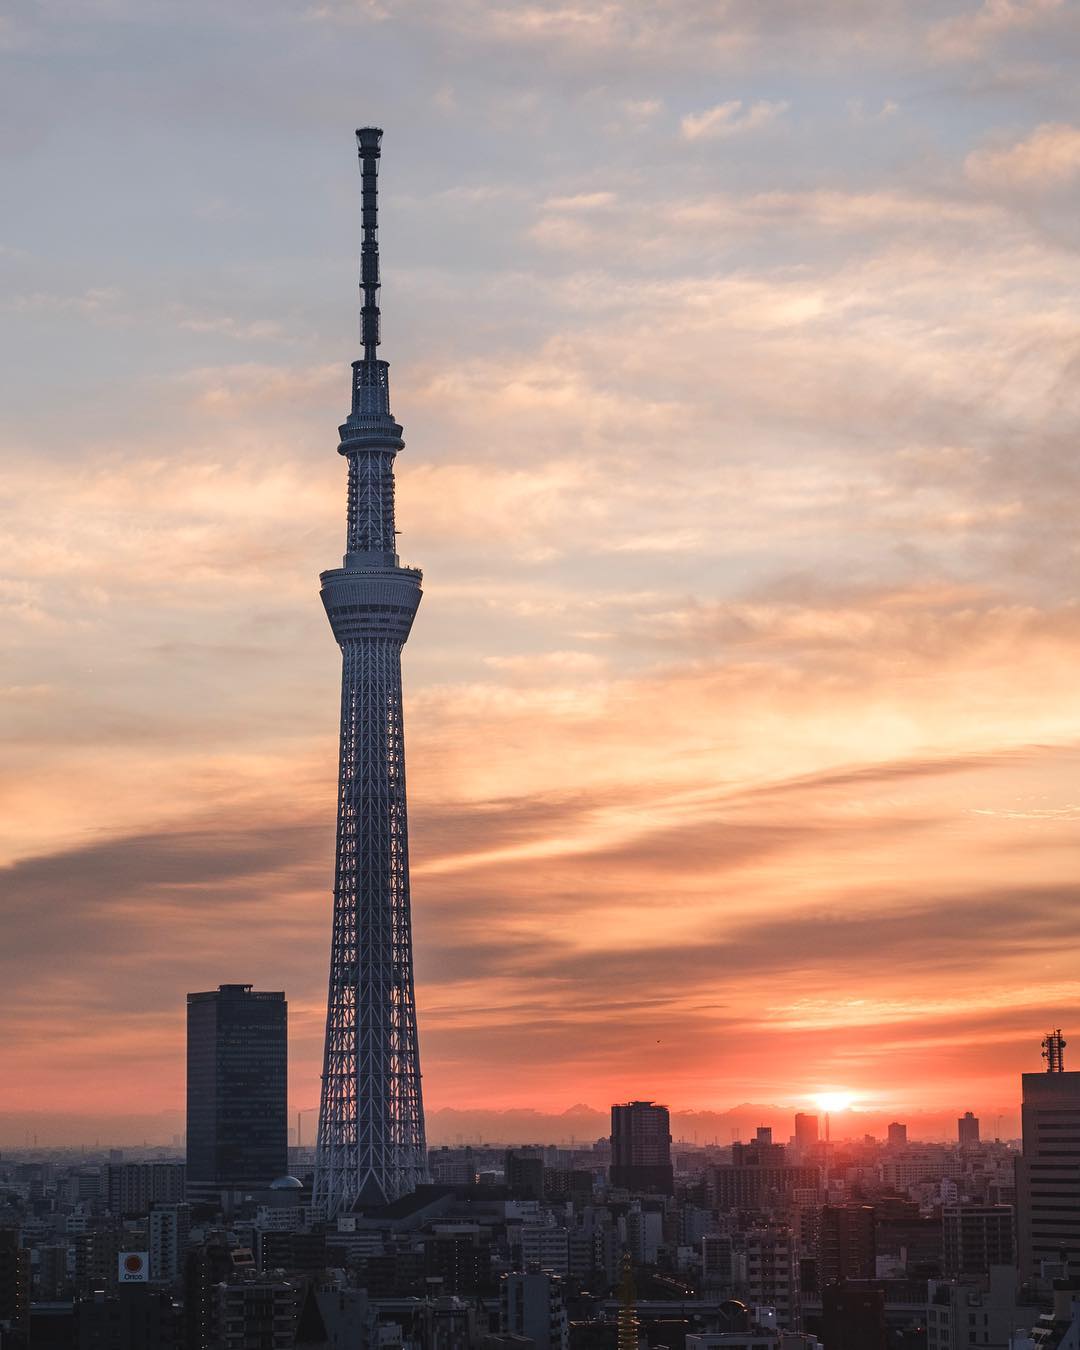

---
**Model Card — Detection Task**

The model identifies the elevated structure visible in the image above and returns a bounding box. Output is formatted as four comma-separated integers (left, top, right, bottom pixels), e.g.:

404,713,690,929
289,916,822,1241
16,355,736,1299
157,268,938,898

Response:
313,128,427,1216
1018,1030,1080,1279
1044,1028,1067,1074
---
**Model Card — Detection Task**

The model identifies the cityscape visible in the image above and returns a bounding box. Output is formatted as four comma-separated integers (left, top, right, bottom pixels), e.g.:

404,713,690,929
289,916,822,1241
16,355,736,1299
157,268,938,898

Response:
5,3,1080,1350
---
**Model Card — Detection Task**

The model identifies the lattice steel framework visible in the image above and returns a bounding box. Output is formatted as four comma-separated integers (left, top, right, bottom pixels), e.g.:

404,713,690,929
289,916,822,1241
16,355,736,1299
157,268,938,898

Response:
313,128,428,1216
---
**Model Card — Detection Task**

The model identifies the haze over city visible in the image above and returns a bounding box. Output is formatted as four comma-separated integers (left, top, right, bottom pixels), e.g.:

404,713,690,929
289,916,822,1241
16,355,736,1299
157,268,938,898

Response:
5,0,1080,1149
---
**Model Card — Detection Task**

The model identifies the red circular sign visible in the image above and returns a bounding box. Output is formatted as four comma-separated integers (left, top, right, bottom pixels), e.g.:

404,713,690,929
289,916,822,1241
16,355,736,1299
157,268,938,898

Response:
124,1254,144,1273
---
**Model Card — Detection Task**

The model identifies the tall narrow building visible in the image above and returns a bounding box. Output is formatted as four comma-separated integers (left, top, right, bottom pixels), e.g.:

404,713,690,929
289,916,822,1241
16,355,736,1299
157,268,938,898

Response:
186,984,287,1206
313,128,427,1216
1017,1029,1080,1278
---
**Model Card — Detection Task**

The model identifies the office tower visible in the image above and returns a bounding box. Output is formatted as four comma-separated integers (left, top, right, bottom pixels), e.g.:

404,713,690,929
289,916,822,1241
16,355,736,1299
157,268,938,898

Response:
610,1101,674,1194
313,127,427,1217
795,1113,819,1150
818,1205,876,1286
186,984,287,1205
942,1204,1014,1277
886,1121,907,1146
958,1111,980,1146
1017,1030,1080,1278
149,1203,192,1282
501,1271,570,1350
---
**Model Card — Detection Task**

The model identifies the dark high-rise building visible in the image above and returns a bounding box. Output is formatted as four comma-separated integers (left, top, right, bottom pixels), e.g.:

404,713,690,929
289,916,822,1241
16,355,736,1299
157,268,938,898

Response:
505,1150,545,1201
610,1101,673,1195
1017,1031,1080,1278
0,1230,30,1340
820,1284,886,1350
886,1121,907,1146
76,1286,183,1350
313,127,427,1217
818,1205,876,1286
958,1111,981,1146
795,1113,819,1150
186,984,287,1205
942,1203,1014,1277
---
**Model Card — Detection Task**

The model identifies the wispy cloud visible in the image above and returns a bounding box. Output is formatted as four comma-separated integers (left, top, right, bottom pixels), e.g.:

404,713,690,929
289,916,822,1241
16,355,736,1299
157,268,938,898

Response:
680,98,790,141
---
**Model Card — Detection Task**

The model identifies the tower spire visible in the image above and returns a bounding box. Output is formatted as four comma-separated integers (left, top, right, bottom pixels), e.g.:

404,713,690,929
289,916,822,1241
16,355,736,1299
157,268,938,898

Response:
357,127,382,363
314,129,428,1217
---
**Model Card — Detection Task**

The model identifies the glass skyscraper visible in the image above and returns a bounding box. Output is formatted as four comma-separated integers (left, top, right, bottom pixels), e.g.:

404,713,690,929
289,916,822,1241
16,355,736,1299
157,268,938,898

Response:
186,983,287,1205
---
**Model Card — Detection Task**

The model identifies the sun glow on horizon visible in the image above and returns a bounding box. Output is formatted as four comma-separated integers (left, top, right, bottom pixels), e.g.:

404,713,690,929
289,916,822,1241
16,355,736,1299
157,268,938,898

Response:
814,1091,856,1113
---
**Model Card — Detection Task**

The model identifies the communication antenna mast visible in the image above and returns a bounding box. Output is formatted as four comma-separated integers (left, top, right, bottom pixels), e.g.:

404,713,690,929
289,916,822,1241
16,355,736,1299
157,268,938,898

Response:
1043,1029,1067,1073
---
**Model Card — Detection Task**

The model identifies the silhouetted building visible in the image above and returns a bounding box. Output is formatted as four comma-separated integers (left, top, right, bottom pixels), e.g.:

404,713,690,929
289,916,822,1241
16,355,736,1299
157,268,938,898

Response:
184,1234,236,1350
501,1272,568,1350
0,1230,30,1341
610,1102,673,1195
72,1230,122,1297
1017,1039,1080,1278
505,1151,545,1201
886,1122,907,1147
709,1163,819,1210
76,1286,182,1350
795,1113,820,1151
745,1227,799,1329
942,1203,1014,1277
732,1130,787,1166
216,1280,300,1350
106,1163,186,1217
259,1232,328,1275
425,1227,492,1295
149,1204,191,1282
957,1111,980,1146
820,1283,886,1350
819,1206,876,1286
186,984,287,1205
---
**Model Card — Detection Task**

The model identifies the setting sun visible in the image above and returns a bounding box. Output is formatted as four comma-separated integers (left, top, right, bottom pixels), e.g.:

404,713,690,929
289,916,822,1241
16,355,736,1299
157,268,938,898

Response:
814,1092,856,1113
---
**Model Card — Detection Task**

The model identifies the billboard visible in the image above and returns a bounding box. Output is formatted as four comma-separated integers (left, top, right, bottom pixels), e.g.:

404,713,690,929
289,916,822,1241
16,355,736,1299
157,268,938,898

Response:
118,1251,149,1283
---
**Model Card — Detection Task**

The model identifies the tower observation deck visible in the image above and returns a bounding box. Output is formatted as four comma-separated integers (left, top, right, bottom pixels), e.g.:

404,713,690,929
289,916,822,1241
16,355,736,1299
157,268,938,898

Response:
313,128,428,1215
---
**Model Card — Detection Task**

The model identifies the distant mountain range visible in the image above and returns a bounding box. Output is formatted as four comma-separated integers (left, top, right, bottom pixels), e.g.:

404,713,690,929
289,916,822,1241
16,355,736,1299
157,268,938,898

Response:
0,1100,1022,1149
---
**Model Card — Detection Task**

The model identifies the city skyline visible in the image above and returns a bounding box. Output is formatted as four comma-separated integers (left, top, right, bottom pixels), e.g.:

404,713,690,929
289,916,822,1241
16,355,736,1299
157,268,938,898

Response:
5,0,1080,1142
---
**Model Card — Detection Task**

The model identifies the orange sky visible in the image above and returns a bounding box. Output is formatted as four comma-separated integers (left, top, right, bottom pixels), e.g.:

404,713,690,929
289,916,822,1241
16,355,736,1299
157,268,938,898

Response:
3,0,1080,1145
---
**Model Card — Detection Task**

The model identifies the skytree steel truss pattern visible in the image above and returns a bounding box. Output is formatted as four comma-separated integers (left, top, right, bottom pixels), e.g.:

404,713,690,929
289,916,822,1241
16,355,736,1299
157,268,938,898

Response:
313,128,428,1216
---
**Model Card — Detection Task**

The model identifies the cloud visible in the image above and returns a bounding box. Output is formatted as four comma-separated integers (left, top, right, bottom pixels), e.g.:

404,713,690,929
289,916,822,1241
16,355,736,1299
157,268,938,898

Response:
965,121,1080,189
680,99,790,141
929,0,1068,61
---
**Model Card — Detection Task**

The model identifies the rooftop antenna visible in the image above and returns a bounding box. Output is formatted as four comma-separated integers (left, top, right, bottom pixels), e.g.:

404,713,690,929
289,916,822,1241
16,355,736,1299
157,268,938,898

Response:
1043,1029,1067,1073
356,127,382,364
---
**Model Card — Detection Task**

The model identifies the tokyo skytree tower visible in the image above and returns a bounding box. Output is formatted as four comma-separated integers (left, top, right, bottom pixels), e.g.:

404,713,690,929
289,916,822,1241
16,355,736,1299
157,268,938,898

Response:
313,129,428,1215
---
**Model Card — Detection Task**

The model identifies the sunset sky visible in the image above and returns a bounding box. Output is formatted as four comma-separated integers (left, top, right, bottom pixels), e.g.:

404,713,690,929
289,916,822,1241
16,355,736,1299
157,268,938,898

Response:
4,0,1080,1145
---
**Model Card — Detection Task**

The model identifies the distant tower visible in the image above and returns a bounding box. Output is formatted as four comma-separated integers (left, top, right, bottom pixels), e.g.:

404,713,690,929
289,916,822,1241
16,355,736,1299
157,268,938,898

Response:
616,1253,639,1350
1043,1029,1067,1073
610,1101,673,1195
313,128,427,1216
794,1112,819,1151
958,1111,980,1146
